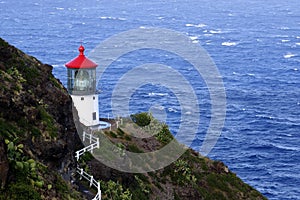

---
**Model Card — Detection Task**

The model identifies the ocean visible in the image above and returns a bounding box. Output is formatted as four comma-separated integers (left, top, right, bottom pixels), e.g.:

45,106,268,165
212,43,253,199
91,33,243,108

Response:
1,0,299,199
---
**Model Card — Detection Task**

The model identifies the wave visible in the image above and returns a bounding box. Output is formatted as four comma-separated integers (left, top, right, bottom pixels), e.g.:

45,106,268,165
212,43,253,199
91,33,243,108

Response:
99,16,126,21
148,92,168,97
189,36,199,43
168,107,178,113
249,142,299,152
221,41,237,46
189,36,198,40
284,53,297,58
209,30,222,34
185,23,207,28
279,26,290,30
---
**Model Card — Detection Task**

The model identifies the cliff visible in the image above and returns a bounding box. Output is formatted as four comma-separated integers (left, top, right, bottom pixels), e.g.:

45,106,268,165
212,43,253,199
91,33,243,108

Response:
0,38,83,199
0,38,266,200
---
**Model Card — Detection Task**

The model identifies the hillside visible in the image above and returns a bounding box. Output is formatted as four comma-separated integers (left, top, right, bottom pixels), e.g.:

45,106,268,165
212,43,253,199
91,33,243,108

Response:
0,38,266,200
0,38,84,199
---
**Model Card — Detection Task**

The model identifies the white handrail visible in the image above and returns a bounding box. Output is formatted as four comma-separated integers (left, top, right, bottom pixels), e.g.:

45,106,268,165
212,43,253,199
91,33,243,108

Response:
76,131,101,200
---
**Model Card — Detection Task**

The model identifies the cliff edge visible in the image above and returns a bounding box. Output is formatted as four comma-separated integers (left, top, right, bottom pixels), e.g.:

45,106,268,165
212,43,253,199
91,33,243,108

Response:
0,38,266,200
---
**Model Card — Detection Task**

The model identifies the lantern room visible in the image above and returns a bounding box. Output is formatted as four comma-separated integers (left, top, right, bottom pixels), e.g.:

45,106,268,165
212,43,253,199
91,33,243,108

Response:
65,45,97,95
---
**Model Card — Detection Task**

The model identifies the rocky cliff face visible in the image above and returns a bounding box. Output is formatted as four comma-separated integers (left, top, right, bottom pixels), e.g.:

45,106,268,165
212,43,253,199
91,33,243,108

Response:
0,38,266,200
0,38,83,199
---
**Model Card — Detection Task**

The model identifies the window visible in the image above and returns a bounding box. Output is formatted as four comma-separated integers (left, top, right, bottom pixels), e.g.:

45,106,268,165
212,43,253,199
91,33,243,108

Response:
81,97,84,101
93,112,96,120
93,96,95,100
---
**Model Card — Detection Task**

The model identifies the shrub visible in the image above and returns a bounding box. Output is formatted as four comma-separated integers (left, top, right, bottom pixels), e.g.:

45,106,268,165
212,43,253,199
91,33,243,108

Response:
155,124,173,145
130,113,151,127
100,180,132,200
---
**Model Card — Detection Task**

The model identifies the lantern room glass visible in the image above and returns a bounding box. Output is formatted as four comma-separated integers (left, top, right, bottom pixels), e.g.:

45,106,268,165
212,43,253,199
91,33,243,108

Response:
67,68,96,95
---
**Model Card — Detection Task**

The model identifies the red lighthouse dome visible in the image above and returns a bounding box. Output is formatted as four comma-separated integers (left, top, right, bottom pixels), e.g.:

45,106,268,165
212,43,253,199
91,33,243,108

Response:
65,45,97,69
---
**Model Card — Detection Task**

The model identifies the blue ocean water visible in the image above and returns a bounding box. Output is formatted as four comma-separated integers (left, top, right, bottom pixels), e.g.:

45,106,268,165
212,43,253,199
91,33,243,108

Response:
1,0,300,199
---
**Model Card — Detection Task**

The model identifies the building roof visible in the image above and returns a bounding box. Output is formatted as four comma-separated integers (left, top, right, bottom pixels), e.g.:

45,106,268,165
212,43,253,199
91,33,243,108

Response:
65,45,97,69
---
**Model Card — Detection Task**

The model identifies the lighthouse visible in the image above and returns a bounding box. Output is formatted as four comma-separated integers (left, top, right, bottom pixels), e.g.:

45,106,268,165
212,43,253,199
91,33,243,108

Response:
65,45,100,127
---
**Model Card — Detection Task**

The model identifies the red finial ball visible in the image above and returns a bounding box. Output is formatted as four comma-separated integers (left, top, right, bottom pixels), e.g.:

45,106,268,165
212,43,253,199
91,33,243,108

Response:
78,45,85,55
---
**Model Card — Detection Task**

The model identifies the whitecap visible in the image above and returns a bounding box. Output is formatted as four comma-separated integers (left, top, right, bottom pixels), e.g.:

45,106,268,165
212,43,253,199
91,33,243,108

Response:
194,24,207,28
168,107,177,113
209,30,222,34
281,39,290,43
295,43,300,46
148,92,168,96
99,16,126,21
255,114,274,119
185,23,194,27
189,36,199,43
280,27,290,30
189,36,198,40
284,53,296,59
56,7,64,10
222,42,237,46
185,23,206,28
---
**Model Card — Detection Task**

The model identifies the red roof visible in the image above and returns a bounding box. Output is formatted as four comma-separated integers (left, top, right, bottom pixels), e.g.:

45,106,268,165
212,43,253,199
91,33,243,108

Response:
65,45,98,69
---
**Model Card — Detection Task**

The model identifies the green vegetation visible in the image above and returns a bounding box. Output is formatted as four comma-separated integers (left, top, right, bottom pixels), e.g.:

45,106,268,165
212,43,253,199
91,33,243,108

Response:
155,124,173,145
172,159,197,185
130,112,151,127
6,139,44,188
100,180,132,200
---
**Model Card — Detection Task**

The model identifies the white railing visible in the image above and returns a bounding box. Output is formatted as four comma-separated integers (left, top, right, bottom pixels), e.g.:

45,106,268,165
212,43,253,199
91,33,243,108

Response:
77,167,101,200
75,132,99,161
75,131,101,200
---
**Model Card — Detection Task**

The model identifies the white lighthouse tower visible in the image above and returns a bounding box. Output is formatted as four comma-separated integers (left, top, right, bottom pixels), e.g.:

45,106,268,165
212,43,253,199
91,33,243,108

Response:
65,45,100,127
